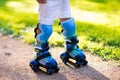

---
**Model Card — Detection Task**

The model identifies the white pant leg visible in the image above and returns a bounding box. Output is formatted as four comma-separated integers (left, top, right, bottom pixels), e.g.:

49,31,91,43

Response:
38,0,71,25
59,0,71,19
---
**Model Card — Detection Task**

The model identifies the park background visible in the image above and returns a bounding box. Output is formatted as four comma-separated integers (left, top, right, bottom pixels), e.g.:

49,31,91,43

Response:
0,0,120,63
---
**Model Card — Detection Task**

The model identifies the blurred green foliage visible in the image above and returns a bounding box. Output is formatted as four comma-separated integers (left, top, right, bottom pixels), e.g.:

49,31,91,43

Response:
0,0,120,62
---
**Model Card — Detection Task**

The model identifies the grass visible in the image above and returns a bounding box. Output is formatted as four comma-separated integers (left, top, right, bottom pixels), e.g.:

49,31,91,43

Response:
69,0,120,61
76,21,120,61
0,0,37,42
0,0,120,62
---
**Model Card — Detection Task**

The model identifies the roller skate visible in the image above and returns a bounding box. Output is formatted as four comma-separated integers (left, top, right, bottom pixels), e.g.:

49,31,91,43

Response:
60,36,88,68
30,41,59,75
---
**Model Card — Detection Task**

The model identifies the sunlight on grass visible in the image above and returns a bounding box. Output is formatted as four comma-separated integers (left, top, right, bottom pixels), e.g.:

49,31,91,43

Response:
6,1,38,13
71,7,109,25
70,0,101,11
71,7,120,26
22,28,34,44
49,32,64,46
70,0,120,27
78,36,120,60
6,1,23,7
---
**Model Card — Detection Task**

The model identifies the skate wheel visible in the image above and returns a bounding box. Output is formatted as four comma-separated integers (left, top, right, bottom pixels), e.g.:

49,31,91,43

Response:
54,67,60,73
63,59,68,64
75,61,82,68
60,52,69,64
83,60,88,66
47,69,53,75
30,60,39,72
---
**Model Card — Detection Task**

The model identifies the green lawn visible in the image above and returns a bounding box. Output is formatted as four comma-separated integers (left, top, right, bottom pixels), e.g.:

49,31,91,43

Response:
0,0,120,62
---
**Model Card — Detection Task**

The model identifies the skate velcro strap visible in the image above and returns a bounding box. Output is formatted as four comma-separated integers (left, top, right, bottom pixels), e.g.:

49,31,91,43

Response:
36,52,51,61
66,38,79,45
70,38,79,44
35,47,49,52
38,48,49,52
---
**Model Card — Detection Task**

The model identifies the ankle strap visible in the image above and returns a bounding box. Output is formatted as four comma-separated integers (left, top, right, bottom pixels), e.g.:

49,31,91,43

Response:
36,52,51,61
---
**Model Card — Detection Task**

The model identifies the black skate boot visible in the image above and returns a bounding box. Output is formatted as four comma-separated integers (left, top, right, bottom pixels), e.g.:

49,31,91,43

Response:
30,41,59,75
60,36,88,67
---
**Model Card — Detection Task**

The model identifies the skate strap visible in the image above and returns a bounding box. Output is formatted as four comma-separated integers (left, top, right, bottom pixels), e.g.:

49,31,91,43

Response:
35,46,49,52
36,52,51,61
37,48,49,52
70,37,79,44
66,37,79,45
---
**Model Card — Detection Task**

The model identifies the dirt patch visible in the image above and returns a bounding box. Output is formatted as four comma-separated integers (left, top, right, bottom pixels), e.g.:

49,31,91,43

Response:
0,35,120,80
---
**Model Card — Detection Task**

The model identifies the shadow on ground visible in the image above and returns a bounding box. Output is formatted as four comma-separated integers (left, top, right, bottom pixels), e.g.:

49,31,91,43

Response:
0,36,118,80
0,61,109,80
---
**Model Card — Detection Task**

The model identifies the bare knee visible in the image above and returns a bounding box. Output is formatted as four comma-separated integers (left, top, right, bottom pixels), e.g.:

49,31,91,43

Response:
60,17,71,22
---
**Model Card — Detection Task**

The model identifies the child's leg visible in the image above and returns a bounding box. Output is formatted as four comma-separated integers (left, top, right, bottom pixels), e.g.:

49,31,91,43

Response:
30,23,59,74
30,1,61,74
60,18,88,67
59,0,88,67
